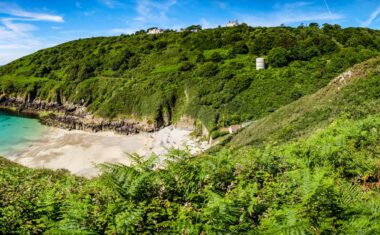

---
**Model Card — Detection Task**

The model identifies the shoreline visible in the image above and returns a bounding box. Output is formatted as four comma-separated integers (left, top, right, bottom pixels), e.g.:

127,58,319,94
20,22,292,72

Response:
0,97,209,178
0,97,160,135
8,125,209,178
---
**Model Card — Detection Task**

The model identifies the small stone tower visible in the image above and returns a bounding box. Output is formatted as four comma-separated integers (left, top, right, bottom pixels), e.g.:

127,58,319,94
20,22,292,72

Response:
256,58,265,70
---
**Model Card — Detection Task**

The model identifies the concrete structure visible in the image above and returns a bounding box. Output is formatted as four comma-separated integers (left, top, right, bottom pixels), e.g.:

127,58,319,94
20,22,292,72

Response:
229,125,241,134
256,58,265,70
147,28,163,35
226,20,239,27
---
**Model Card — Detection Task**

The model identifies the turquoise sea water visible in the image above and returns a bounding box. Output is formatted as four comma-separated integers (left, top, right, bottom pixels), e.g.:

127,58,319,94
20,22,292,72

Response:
0,110,48,156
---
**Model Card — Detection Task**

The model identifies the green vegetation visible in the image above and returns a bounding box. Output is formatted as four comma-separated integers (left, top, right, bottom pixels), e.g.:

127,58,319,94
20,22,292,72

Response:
1,115,379,234
232,56,380,147
1,24,379,132
1,24,380,234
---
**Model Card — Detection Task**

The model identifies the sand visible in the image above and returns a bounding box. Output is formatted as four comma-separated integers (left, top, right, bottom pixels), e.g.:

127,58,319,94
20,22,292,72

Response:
9,126,209,178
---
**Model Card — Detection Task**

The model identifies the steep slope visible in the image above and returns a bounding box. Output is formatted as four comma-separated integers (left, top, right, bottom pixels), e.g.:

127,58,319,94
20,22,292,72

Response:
0,25,379,133
1,115,380,234
1,27,380,233
231,56,380,147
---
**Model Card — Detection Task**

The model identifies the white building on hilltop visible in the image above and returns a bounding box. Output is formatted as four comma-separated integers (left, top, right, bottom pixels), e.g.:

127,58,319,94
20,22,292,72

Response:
147,28,163,34
226,20,239,27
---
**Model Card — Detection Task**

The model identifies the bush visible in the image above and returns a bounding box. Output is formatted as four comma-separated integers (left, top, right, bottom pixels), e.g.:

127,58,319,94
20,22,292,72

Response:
179,61,194,71
268,47,289,67
232,41,249,55
197,62,219,77
209,52,222,62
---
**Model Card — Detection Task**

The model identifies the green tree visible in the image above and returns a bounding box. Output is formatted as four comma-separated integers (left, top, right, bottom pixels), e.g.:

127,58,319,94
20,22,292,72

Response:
268,47,289,67
209,52,222,62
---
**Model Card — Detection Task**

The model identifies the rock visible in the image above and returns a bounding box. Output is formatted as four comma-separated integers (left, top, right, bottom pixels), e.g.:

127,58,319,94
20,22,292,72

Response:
0,95,158,135
0,95,6,102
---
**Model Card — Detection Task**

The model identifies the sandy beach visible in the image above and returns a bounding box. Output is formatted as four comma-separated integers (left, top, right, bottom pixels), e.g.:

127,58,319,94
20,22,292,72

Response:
9,126,208,178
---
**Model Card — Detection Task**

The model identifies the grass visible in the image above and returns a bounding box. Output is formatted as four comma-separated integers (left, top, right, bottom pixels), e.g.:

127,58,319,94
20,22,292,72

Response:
231,56,380,147
203,48,231,59
222,54,250,66
151,64,181,74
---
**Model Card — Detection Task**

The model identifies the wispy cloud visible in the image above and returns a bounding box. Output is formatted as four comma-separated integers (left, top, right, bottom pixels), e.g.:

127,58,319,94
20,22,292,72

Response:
361,6,380,27
110,27,139,34
98,0,124,9
83,10,97,16
0,2,64,64
242,12,343,27
239,1,343,27
279,1,312,9
1,19,37,35
214,1,227,9
323,0,332,16
200,18,211,28
134,0,177,24
109,0,178,36
0,2,63,22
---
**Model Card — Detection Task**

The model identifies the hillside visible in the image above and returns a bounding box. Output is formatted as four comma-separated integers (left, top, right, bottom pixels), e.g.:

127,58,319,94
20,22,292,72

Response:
1,112,380,233
1,24,379,133
231,56,380,147
1,24,380,233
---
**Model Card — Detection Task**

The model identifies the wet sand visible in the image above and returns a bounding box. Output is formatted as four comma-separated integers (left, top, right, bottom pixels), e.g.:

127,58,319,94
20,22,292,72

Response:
9,126,208,177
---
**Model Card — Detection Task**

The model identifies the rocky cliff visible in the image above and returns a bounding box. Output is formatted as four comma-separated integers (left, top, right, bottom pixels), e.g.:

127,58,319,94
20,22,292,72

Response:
0,95,157,135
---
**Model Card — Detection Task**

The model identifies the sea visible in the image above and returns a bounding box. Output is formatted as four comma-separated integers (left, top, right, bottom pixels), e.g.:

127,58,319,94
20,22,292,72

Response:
0,110,48,156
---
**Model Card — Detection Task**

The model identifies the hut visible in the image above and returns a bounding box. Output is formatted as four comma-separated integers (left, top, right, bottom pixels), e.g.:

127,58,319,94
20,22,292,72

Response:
256,58,265,70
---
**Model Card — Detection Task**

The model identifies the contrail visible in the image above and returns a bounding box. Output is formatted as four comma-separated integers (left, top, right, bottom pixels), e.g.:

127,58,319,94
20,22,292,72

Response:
323,0,332,16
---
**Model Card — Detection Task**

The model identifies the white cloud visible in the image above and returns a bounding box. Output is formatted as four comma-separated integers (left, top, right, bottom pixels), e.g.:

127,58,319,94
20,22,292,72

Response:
1,19,37,35
242,12,343,27
214,1,227,9
200,18,216,29
0,2,63,22
0,2,64,65
278,1,312,9
109,0,179,36
134,0,177,24
98,0,124,9
111,0,184,36
110,28,139,34
323,0,332,16
238,1,344,27
83,10,97,16
361,6,380,27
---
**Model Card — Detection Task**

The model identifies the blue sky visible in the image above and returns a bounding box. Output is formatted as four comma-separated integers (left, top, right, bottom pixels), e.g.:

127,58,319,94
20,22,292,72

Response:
0,0,380,64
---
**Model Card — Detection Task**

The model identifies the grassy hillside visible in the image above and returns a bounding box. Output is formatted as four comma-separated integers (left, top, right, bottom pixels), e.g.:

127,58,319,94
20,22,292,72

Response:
1,25,380,233
1,55,379,233
1,24,379,131
231,56,380,147
1,115,379,234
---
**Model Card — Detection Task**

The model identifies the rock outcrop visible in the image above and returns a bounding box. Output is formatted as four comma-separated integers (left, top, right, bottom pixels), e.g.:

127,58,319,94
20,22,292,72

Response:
0,95,157,135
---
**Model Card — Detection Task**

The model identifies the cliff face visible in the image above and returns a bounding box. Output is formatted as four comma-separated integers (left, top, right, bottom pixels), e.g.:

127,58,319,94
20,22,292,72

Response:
0,95,157,135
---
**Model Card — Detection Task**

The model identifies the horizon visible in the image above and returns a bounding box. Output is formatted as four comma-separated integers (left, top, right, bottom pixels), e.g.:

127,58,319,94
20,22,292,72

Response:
1,0,380,65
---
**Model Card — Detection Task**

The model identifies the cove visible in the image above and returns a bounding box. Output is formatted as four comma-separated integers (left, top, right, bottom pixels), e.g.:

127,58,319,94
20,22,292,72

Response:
0,109,207,177
0,110,49,157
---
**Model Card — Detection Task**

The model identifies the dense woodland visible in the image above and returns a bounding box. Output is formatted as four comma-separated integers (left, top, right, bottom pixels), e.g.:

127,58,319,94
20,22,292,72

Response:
0,24,380,234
